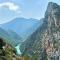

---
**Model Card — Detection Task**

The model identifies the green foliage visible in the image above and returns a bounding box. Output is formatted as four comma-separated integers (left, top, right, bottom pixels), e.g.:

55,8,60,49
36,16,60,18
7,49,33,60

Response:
0,38,16,60
23,54,31,60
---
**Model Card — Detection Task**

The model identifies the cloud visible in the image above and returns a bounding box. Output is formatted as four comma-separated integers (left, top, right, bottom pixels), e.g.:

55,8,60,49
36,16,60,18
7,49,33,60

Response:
0,2,21,13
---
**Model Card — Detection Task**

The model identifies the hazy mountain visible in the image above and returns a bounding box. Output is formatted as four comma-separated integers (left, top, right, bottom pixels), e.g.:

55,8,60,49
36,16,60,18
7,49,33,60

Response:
0,27,22,47
0,18,43,40
20,2,60,60
0,17,43,55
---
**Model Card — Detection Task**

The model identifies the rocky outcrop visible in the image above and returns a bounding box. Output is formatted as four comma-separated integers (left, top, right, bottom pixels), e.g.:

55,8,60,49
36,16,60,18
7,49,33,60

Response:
20,18,47,56
21,2,60,60
43,2,60,60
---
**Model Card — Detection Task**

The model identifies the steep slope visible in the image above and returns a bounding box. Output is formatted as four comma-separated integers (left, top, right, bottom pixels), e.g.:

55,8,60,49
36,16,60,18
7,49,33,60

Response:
0,27,22,47
20,18,47,55
0,18,43,40
43,2,60,60
21,2,60,60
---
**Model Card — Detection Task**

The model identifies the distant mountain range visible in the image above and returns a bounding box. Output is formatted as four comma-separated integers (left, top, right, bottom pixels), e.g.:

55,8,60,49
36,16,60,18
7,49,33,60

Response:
0,27,22,47
0,18,43,47
0,18,43,40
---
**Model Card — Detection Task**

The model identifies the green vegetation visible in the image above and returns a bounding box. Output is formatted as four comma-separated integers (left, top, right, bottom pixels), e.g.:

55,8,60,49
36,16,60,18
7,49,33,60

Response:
0,38,40,60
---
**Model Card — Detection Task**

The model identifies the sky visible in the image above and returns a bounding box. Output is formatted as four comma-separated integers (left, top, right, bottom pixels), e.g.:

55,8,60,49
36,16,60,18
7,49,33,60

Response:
0,0,60,24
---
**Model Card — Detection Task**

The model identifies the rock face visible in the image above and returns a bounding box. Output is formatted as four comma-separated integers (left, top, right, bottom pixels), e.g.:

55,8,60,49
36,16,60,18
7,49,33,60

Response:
21,2,60,60
44,2,60,60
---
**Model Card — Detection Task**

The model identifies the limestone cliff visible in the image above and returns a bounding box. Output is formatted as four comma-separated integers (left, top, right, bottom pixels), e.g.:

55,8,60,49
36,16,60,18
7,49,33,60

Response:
21,2,60,60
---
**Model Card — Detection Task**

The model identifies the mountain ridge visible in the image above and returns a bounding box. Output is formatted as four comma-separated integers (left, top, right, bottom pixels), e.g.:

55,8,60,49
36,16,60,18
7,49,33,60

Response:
20,2,60,60
0,17,43,40
0,27,22,47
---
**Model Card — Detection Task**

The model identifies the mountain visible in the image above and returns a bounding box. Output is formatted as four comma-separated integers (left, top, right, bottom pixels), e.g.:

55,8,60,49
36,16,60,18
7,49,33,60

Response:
0,18,43,40
20,2,60,60
0,27,22,47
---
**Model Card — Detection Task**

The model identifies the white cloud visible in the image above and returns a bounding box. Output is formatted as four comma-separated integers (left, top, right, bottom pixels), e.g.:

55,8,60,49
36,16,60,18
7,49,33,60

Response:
0,2,21,13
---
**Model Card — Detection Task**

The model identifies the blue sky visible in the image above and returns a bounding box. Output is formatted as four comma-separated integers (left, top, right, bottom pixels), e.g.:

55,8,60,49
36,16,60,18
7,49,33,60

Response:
0,0,60,24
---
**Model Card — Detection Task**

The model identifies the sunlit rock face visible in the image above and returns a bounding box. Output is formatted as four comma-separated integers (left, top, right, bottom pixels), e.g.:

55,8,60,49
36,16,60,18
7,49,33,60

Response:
21,2,60,60
44,2,60,60
45,2,60,30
